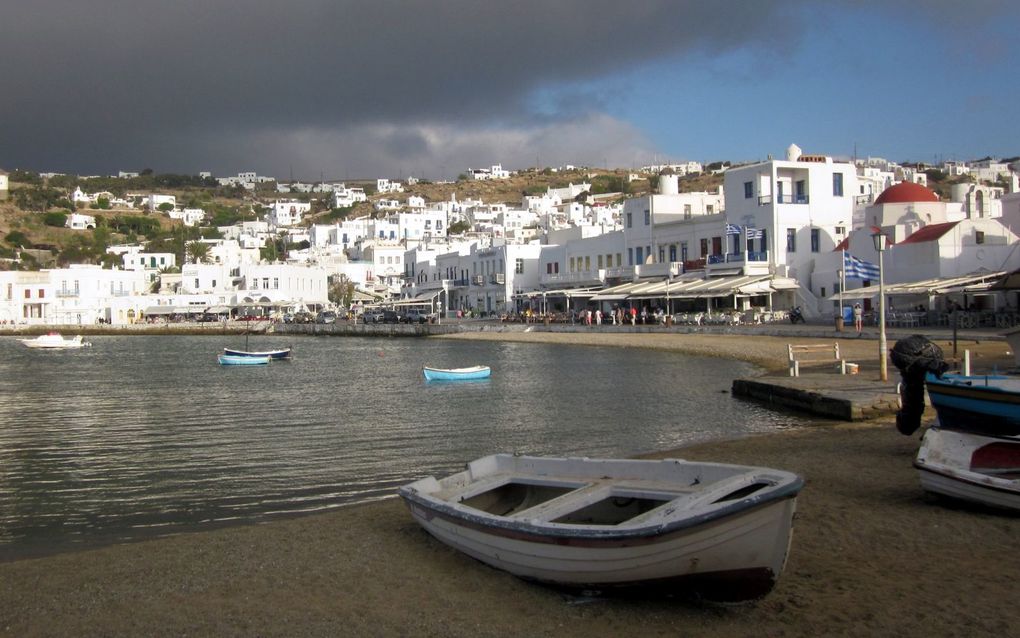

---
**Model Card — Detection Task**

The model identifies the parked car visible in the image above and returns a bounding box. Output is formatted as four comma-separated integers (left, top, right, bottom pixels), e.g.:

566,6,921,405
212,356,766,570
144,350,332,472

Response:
403,309,432,324
381,310,401,324
316,311,338,324
292,311,315,324
362,309,384,324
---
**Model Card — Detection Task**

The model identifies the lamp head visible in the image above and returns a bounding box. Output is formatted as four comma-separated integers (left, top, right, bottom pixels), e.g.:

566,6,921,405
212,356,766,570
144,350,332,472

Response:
871,231,889,252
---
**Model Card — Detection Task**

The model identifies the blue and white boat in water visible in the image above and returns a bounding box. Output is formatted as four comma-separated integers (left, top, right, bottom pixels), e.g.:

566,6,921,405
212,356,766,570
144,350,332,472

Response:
222,347,292,360
218,353,271,366
423,365,491,381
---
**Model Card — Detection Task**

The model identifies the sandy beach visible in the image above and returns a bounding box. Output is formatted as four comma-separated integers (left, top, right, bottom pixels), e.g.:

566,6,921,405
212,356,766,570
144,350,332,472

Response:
1,332,1017,637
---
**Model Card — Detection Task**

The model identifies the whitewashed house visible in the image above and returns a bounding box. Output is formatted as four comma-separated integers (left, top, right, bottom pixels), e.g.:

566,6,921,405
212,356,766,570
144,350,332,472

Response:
169,208,207,226
333,185,367,208
268,200,311,227
376,178,404,194
0,169,8,199
65,213,96,230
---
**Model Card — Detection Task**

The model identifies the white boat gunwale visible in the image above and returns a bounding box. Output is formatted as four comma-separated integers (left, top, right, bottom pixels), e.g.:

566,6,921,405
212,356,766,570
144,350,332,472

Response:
400,458,803,544
222,347,292,358
423,365,490,374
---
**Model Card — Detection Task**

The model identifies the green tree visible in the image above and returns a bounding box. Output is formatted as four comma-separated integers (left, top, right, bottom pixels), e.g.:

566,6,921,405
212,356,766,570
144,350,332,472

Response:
328,274,355,308
157,202,174,213
186,241,211,264
448,220,471,235
4,231,30,247
43,211,68,227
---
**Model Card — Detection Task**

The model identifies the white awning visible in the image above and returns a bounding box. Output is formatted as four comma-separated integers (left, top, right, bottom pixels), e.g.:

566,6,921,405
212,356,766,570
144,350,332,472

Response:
827,271,1007,301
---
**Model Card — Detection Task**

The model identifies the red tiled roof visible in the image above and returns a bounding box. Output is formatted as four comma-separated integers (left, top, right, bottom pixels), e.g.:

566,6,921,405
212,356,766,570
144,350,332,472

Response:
874,182,939,204
898,221,959,244
833,237,850,252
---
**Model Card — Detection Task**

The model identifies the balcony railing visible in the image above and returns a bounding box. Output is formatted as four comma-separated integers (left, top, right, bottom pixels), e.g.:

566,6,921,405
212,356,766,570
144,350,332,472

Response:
55,289,79,298
758,194,809,205
452,278,470,287
707,251,769,265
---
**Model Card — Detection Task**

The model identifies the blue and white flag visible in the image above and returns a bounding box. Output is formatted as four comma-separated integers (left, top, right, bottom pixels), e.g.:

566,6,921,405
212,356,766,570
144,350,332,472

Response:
843,251,880,280
725,223,741,236
745,227,763,239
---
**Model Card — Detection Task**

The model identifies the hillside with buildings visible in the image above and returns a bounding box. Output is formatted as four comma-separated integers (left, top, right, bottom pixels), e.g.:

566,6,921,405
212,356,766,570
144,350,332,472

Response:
0,149,1017,327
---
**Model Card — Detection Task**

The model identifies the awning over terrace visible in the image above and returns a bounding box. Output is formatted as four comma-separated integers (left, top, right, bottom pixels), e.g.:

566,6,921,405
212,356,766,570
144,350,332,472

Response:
827,271,1007,301
590,275,794,301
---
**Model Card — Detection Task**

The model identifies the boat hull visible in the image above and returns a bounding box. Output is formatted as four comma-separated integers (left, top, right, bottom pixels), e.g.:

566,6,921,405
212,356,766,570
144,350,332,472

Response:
925,373,1020,437
223,347,292,360
914,427,1020,511
399,454,802,601
217,354,270,366
20,334,90,349
423,366,491,381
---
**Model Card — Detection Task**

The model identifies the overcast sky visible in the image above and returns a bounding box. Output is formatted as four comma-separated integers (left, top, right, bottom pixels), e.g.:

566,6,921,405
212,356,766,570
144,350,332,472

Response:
2,1,1017,181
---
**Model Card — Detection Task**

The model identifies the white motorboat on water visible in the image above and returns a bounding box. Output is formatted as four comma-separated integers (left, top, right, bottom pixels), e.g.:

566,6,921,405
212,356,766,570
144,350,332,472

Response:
19,333,91,349
398,454,803,602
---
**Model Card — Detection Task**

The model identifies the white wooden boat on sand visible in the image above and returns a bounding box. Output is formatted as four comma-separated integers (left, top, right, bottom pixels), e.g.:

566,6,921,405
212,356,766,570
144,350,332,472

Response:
399,454,803,602
19,333,91,349
915,427,1020,512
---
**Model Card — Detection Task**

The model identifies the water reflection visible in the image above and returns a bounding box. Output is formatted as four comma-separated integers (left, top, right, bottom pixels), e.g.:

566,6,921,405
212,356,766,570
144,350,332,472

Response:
0,334,806,558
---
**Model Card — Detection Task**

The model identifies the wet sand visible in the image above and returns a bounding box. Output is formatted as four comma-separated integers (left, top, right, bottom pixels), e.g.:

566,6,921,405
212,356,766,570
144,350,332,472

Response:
1,333,1017,637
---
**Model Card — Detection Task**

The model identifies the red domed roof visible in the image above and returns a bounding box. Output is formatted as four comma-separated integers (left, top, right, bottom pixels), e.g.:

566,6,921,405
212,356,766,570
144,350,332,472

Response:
874,181,939,205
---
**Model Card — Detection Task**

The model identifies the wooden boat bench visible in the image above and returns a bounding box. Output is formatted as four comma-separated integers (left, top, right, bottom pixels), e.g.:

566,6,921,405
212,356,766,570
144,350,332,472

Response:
788,343,846,377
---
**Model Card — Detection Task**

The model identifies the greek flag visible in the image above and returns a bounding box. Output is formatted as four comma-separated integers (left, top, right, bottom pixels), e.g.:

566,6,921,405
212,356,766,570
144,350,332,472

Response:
843,251,880,280
745,227,763,239
725,223,741,235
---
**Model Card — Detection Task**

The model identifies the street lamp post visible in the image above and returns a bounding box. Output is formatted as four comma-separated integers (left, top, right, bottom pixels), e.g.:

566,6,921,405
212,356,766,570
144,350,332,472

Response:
872,231,890,382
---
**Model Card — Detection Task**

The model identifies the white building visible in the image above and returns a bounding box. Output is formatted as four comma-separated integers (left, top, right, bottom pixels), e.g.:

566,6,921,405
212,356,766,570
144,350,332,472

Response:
333,185,368,208
65,213,96,230
0,265,147,325
169,208,207,227
268,200,311,227
0,169,8,199
376,178,404,194
723,144,858,304
467,164,511,180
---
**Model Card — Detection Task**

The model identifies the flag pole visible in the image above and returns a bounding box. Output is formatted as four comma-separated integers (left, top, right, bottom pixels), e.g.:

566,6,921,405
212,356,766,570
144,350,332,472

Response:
839,250,845,321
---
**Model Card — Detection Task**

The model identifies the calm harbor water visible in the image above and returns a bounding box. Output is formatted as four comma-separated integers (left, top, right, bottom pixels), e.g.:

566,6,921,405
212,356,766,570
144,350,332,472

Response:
0,334,810,559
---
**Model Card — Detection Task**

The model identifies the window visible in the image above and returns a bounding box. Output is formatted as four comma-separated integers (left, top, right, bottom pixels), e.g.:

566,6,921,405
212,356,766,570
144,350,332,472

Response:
515,258,524,274
626,212,632,228
658,247,665,263
584,256,590,271
700,238,708,257
606,254,613,268
744,181,753,199
616,252,622,266
597,255,603,269
821,286,827,298
569,257,575,272
546,263,553,274
24,289,30,299
644,209,650,225
635,247,643,264
197,278,203,288
627,247,633,265
711,237,722,256
833,173,844,197
835,226,845,235
273,278,279,289
786,229,796,252
810,228,820,253
684,204,692,219
706,204,714,214
976,230,985,244
669,245,677,262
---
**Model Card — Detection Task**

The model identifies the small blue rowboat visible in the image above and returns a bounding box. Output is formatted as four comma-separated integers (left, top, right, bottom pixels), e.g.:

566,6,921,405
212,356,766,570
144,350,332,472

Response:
423,365,491,381
218,353,271,366
223,347,292,360
925,372,1020,437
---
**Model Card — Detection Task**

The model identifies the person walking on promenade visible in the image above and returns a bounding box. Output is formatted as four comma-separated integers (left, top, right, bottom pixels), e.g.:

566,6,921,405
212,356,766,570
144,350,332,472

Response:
853,303,863,335
595,309,602,326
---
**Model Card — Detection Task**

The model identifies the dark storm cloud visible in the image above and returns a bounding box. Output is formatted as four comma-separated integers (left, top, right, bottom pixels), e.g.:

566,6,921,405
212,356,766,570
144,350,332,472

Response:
0,0,1010,177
